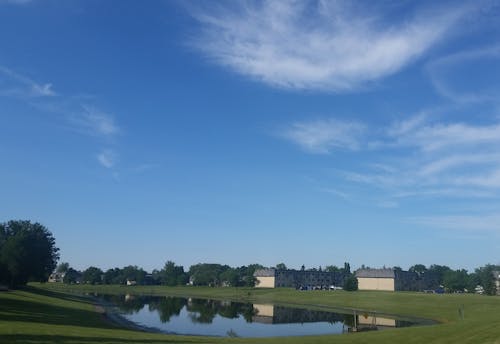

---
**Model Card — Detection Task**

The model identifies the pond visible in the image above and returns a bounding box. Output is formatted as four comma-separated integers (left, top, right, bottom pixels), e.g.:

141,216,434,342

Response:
97,294,423,338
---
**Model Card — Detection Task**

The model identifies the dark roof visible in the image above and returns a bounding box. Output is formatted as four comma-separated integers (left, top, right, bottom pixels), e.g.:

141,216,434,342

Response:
355,268,395,279
253,268,276,277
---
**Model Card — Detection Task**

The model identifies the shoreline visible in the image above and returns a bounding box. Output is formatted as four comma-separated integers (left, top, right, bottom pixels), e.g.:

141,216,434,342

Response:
90,296,165,334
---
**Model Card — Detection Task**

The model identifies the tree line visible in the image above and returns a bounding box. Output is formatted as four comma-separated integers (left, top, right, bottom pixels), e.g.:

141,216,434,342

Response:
57,261,266,287
1,220,498,295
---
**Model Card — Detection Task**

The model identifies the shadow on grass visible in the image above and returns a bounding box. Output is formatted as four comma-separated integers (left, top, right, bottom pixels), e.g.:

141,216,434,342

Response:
23,285,96,305
0,297,110,328
0,335,206,344
0,287,116,329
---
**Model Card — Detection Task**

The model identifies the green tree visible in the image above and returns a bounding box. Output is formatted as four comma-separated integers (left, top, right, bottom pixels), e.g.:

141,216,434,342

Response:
121,265,147,284
56,262,70,274
103,268,123,284
476,264,498,296
325,265,340,272
63,268,81,284
342,262,351,274
220,268,239,287
275,263,287,270
344,275,358,291
428,264,451,285
443,269,468,292
0,220,59,287
189,263,229,286
160,261,187,286
409,264,427,276
82,266,103,284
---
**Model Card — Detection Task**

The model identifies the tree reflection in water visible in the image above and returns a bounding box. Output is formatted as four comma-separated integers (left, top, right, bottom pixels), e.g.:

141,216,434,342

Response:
104,295,256,324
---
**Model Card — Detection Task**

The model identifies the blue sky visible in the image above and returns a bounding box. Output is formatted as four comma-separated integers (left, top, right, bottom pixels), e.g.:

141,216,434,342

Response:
1,0,499,272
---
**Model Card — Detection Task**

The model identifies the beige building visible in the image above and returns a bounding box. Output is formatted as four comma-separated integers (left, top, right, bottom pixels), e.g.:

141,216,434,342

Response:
254,269,276,288
355,268,420,292
356,269,395,291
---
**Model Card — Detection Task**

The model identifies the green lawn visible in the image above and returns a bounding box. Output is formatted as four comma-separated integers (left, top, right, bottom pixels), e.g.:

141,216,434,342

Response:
0,284,498,344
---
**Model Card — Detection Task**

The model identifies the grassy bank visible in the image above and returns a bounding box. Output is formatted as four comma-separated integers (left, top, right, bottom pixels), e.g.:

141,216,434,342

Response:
0,284,498,344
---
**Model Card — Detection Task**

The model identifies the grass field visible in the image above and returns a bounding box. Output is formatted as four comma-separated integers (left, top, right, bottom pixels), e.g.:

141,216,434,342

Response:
0,283,498,344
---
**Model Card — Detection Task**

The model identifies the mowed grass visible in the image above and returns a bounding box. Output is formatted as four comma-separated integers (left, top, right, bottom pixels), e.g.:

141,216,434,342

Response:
0,284,498,344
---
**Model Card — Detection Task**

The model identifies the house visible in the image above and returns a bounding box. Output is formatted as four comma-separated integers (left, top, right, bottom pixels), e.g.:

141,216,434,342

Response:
253,268,346,289
355,268,420,291
48,272,65,283
493,270,500,296
356,269,396,291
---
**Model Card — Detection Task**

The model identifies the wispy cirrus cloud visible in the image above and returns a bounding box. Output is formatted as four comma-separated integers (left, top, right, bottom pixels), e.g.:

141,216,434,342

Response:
281,113,500,195
0,65,56,97
97,149,117,169
280,118,364,153
1,65,122,170
69,105,120,138
426,46,500,103
410,214,500,234
188,1,469,91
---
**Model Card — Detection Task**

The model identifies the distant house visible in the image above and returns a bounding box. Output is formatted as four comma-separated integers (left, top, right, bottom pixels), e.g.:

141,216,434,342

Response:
355,268,420,291
48,272,65,283
253,268,346,289
493,270,500,296
126,279,137,286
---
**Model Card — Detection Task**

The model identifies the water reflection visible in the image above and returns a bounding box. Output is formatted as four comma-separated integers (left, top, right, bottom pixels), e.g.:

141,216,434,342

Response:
98,294,418,337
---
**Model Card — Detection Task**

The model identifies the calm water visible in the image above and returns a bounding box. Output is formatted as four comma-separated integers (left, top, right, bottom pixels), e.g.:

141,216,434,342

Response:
99,294,418,338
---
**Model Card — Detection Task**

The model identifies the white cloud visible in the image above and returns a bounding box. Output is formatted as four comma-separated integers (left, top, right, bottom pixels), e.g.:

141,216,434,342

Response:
79,106,119,137
411,214,500,234
0,65,122,170
427,46,500,103
97,150,117,169
189,1,468,91
281,118,364,153
282,113,500,202
418,153,500,177
0,65,56,97
388,118,500,152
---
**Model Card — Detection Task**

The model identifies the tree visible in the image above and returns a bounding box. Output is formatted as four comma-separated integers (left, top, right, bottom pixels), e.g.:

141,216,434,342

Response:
82,266,103,285
342,262,351,274
0,220,59,287
56,262,70,274
63,268,81,284
220,268,239,287
121,265,147,284
325,265,340,273
409,264,427,276
189,263,229,286
160,261,187,286
344,275,358,291
428,265,451,285
103,268,123,284
443,269,468,292
476,264,498,296
275,263,287,270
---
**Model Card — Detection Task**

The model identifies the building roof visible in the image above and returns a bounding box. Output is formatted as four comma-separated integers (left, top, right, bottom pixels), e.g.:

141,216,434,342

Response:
254,268,276,277
355,268,395,279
